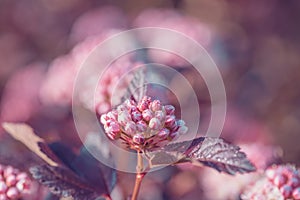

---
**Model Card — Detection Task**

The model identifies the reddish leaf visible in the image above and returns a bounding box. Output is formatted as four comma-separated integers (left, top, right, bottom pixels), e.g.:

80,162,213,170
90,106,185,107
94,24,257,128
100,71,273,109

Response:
149,137,256,175
30,165,101,200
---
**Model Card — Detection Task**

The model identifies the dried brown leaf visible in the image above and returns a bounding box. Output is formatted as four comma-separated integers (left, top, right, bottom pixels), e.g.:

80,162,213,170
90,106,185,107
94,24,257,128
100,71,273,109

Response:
2,122,61,166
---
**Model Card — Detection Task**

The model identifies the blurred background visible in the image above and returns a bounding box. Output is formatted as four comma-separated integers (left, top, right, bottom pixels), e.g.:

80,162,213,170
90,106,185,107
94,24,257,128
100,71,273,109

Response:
0,0,299,199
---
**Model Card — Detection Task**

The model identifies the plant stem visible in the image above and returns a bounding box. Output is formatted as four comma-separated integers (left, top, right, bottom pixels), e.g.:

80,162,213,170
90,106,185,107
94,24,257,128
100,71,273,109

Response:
131,151,146,200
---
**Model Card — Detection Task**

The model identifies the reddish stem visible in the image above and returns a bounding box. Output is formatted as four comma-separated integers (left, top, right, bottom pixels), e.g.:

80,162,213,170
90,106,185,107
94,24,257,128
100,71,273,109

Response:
131,151,146,200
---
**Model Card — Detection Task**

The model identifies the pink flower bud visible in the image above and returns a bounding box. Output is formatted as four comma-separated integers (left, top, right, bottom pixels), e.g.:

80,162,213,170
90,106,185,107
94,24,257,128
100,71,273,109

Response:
124,121,136,135
141,96,151,104
133,134,145,144
117,105,127,112
177,120,185,126
6,187,19,199
109,121,121,133
266,167,277,180
5,175,16,187
124,99,136,108
16,173,28,181
293,187,300,199
131,111,142,122
3,166,14,178
118,111,131,126
150,100,162,111
280,184,292,198
0,194,7,200
138,96,151,111
0,181,7,193
288,176,300,188
164,105,175,115
157,128,170,139
142,109,153,122
106,132,118,140
165,115,176,128
274,174,287,187
16,179,30,192
107,110,118,120
100,114,109,125
178,125,188,134
149,118,161,130
136,121,147,132
137,102,148,112
155,110,165,121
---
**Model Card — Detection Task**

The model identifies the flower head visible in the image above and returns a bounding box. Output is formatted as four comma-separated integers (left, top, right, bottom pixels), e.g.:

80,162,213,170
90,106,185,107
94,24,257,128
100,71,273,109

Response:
100,96,188,151
242,164,300,200
0,164,31,200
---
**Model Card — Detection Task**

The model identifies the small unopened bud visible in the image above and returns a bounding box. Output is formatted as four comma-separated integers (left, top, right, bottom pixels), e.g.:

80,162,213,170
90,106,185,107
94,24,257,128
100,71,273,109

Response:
118,111,131,126
266,167,277,180
100,114,109,124
150,100,162,111
149,118,161,130
280,184,292,198
6,187,19,199
136,121,147,132
293,187,300,199
155,111,165,121
117,105,127,112
274,174,287,187
5,175,16,187
106,129,120,140
138,96,151,111
16,173,28,181
178,125,188,135
107,110,117,120
157,128,170,139
142,109,153,122
137,103,147,111
124,99,136,108
165,115,176,128
124,122,136,135
110,122,121,133
0,181,7,193
133,134,145,144
16,179,30,192
177,120,185,126
3,166,14,178
131,111,142,122
164,105,175,115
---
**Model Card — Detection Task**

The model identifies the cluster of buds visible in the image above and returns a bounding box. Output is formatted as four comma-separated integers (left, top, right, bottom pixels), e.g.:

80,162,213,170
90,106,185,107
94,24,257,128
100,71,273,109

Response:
242,164,300,200
265,165,300,199
0,164,31,200
100,96,188,151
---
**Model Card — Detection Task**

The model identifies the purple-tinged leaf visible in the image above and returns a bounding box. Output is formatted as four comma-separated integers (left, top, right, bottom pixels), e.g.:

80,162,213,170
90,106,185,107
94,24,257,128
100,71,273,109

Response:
30,165,101,200
186,137,256,175
3,123,115,199
148,137,256,175
80,133,117,193
121,67,146,103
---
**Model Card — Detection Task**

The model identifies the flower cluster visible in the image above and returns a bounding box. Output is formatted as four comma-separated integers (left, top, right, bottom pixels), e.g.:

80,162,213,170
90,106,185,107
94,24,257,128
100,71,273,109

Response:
100,96,188,150
0,165,31,200
242,164,300,200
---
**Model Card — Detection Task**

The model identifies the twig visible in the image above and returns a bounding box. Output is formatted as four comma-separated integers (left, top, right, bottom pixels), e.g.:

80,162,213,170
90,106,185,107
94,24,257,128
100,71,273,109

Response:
131,151,146,200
